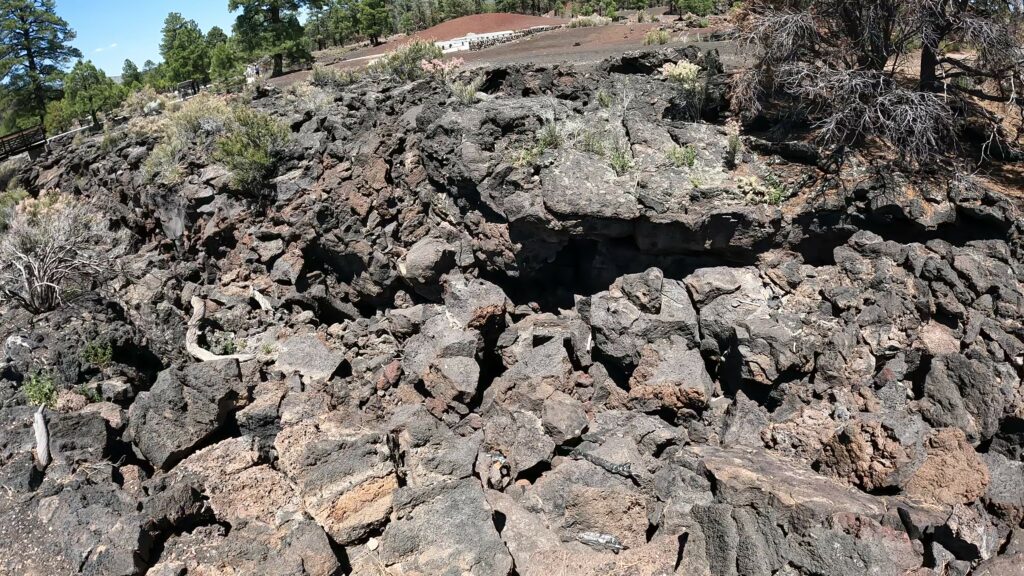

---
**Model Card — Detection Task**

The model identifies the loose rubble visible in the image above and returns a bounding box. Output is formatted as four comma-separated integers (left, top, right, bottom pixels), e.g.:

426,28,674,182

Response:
1,46,1023,575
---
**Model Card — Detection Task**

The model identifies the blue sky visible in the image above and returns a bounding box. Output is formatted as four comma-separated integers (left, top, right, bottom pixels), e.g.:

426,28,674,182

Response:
57,1,237,76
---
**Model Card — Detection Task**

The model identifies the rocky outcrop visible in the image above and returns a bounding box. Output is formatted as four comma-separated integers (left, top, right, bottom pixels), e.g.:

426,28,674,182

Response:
1,45,1022,575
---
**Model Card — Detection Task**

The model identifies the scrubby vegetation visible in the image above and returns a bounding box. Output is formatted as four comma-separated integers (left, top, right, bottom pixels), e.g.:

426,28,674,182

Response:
449,76,484,104
0,191,120,313
568,15,613,28
644,29,671,45
142,93,288,194
735,0,1024,165
369,41,444,82
214,107,290,193
667,144,698,168
23,371,57,408
310,65,360,89
81,340,113,368
608,140,634,175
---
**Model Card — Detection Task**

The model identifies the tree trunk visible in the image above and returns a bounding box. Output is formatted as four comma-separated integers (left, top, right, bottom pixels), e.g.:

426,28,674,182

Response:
919,43,939,91
22,25,46,127
270,4,283,77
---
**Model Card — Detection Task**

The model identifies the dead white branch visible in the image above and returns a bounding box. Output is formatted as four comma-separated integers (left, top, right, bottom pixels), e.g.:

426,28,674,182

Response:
186,296,254,362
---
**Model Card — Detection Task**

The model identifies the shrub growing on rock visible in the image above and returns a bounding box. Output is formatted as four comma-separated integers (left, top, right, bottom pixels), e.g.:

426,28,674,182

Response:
213,107,289,193
449,75,484,105
667,144,698,168
662,60,706,121
23,372,56,407
0,191,120,313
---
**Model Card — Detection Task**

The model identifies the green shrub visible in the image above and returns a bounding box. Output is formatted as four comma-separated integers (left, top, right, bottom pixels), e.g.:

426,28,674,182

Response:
100,126,117,154
644,29,671,45
738,174,789,205
81,340,113,368
213,107,289,193
368,41,443,82
538,123,562,150
449,75,484,104
24,372,57,407
512,123,563,167
310,65,359,89
143,139,185,186
121,86,170,118
0,186,28,231
667,144,698,168
726,134,741,169
596,89,613,109
676,0,715,17
608,141,633,175
0,156,27,192
576,129,607,156
169,94,232,142
76,385,102,403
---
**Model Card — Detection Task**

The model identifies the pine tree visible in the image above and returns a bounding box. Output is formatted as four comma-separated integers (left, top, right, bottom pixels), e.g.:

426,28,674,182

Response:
160,12,211,84
206,25,229,47
64,60,124,126
0,0,82,128
229,0,321,77
358,0,390,45
121,59,143,87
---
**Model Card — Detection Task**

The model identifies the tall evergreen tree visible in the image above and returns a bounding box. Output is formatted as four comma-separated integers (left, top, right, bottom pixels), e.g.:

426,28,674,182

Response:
0,0,82,127
206,25,229,47
121,58,143,87
160,12,210,84
229,0,322,77
358,0,390,45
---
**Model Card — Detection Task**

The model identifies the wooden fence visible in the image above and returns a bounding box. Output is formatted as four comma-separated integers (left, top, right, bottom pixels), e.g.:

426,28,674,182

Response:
0,125,46,160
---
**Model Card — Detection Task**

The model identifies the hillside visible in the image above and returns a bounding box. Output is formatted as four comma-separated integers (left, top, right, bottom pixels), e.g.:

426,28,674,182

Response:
0,46,1023,576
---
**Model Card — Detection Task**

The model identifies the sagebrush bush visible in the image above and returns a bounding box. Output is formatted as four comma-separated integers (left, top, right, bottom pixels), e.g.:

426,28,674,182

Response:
168,93,233,142
662,60,706,121
24,372,56,407
0,191,121,313
143,139,185,186
0,156,28,192
310,65,359,89
369,41,444,82
512,123,563,167
213,107,289,193
726,134,741,169
644,29,671,45
738,174,788,205
568,15,611,27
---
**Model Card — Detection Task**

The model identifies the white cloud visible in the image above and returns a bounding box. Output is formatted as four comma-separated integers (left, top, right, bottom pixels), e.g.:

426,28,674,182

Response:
94,47,104,52
109,43,118,48
94,43,118,53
